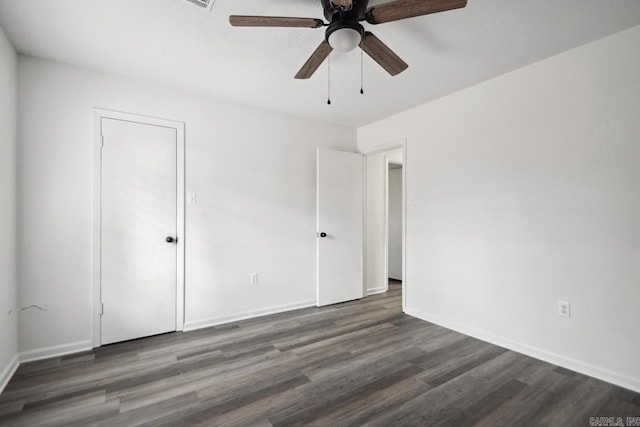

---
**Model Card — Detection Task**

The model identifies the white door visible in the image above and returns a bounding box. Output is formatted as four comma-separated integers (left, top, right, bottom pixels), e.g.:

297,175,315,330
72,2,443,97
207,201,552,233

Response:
101,118,177,345
317,148,364,306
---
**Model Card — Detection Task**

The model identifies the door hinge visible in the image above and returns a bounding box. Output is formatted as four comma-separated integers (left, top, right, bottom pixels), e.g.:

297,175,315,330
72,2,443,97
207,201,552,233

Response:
100,303,104,316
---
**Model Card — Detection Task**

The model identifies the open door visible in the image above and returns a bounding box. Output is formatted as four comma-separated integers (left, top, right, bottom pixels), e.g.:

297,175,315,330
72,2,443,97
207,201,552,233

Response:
316,148,364,306
100,118,178,345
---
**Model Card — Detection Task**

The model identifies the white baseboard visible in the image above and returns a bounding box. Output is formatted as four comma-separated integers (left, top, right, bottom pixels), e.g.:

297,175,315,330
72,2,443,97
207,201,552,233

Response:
0,354,20,395
20,340,93,364
367,287,387,296
404,307,640,394
183,300,316,332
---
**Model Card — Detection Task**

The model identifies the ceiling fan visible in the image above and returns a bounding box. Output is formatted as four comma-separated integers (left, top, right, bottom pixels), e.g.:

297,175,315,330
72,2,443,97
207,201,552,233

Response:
229,0,468,79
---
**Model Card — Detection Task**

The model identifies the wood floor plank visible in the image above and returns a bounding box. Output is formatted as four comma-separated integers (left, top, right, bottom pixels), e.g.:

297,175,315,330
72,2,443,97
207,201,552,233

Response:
196,388,303,427
304,376,432,427
1,281,638,426
439,378,528,426
269,364,425,427
535,376,614,426
473,370,575,427
104,392,200,427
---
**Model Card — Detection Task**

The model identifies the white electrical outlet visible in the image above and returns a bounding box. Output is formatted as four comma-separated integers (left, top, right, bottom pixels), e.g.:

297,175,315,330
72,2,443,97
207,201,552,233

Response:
250,273,258,284
558,301,571,317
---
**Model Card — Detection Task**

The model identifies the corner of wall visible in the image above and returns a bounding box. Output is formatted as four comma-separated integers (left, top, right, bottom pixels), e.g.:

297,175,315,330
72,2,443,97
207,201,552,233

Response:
0,22,19,394
0,354,19,394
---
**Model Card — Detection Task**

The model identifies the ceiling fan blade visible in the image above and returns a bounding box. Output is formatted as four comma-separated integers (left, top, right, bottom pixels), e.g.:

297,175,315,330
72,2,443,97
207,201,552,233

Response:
360,32,408,76
229,15,324,28
295,41,333,79
365,0,467,24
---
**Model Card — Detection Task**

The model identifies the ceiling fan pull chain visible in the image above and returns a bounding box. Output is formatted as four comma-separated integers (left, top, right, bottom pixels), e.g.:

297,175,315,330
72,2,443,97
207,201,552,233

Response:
327,54,332,105
360,48,364,95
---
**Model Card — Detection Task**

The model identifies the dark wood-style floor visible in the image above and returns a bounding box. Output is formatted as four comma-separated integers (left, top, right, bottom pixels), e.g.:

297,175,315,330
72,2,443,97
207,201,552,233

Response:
1,280,639,426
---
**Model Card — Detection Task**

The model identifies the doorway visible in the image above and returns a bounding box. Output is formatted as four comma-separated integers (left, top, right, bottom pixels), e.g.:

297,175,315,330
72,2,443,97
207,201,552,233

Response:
364,143,406,309
92,110,185,347
386,160,403,292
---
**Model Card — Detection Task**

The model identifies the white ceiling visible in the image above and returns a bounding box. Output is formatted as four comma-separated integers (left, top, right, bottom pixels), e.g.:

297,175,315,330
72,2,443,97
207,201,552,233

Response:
1,0,640,127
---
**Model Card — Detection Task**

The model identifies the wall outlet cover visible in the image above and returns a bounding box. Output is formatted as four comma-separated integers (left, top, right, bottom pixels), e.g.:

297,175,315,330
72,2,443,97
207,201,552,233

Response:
558,301,571,317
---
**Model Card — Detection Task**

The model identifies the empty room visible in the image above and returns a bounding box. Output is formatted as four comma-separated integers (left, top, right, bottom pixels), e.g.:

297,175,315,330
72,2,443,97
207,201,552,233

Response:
1,0,640,425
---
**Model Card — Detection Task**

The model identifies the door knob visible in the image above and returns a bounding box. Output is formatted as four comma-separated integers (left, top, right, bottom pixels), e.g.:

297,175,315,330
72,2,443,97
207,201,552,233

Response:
318,232,327,238
166,236,177,243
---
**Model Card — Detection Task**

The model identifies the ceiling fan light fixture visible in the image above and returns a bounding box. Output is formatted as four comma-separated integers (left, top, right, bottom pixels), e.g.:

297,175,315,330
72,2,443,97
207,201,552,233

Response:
327,25,363,52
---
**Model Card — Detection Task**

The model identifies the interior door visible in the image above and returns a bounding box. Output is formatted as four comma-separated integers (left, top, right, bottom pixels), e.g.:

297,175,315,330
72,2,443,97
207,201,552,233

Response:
101,118,177,345
317,148,364,306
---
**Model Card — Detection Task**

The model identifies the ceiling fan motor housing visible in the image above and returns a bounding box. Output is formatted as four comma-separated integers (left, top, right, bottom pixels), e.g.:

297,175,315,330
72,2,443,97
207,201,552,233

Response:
322,0,368,22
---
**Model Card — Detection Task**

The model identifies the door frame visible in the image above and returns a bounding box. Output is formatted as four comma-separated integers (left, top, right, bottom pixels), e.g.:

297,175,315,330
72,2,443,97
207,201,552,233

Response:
92,108,186,347
362,139,407,311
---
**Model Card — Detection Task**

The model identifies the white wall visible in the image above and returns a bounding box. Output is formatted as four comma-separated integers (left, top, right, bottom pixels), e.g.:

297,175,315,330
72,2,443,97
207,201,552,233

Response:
364,147,402,294
17,56,356,356
388,167,402,280
0,24,18,391
358,25,640,392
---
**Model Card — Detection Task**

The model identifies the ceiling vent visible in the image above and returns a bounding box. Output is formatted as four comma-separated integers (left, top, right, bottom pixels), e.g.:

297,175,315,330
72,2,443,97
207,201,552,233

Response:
182,0,215,12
